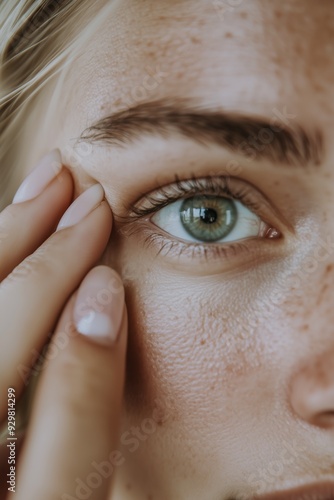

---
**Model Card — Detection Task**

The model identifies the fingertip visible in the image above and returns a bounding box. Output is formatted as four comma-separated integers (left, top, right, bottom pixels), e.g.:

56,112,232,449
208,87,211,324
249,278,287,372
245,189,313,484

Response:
73,265,125,346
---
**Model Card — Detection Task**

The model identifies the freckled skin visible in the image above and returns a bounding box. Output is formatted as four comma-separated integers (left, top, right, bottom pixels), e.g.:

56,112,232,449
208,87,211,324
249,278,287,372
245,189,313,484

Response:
18,0,334,498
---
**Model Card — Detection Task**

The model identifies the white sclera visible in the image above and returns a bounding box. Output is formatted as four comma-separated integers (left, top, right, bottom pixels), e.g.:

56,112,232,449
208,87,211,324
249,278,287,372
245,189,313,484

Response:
151,198,261,244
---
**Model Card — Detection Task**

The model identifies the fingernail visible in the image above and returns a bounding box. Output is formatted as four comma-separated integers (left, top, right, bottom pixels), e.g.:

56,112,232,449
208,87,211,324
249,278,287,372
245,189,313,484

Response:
12,149,63,204
56,184,104,230
74,267,125,345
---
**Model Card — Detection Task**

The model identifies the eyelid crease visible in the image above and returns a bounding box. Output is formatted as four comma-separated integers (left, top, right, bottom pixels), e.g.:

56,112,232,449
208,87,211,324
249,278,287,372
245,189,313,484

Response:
115,173,239,222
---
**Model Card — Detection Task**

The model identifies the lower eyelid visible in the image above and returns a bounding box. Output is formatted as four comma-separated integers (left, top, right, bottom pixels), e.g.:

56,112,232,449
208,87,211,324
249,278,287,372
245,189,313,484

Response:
128,220,282,267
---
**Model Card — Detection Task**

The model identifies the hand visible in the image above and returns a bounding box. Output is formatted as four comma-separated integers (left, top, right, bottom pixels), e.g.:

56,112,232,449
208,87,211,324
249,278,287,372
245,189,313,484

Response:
0,150,127,499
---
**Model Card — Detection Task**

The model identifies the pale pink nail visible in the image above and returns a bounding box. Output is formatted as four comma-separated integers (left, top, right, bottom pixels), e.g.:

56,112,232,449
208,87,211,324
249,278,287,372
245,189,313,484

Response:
56,184,105,230
12,149,62,204
74,266,125,345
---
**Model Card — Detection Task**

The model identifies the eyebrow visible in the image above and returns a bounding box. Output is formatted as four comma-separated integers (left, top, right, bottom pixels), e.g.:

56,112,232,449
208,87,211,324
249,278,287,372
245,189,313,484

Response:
76,98,324,167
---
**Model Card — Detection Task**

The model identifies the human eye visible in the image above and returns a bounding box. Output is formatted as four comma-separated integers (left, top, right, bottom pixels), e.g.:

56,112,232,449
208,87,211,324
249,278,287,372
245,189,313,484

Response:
152,196,268,244
121,175,283,263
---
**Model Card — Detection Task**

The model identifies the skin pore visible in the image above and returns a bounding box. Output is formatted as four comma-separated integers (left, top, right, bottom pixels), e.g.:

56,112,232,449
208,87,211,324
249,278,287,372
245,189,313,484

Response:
15,0,334,498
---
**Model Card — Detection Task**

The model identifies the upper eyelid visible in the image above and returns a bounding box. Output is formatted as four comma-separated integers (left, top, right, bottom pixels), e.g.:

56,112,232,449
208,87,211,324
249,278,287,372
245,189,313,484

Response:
120,175,263,215
117,174,235,223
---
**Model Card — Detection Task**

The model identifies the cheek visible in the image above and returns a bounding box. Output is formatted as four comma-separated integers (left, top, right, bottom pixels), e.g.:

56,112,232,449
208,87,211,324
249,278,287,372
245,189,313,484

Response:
122,267,282,430
119,266,301,484
108,241,334,485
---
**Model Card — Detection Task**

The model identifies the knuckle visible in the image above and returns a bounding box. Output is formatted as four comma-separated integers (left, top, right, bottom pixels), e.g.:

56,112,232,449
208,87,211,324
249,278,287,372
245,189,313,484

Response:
2,256,42,286
1,231,69,287
3,247,54,285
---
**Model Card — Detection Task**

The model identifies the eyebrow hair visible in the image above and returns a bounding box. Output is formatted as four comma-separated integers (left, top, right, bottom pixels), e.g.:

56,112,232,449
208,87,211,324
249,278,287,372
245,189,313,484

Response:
76,98,324,167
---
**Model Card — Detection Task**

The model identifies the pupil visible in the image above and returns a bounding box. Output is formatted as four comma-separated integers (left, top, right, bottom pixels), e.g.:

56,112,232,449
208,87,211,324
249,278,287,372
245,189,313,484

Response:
200,208,217,224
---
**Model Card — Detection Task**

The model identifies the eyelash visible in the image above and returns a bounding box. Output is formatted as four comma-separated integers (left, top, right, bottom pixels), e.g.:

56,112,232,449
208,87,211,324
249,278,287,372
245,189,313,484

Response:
118,174,281,261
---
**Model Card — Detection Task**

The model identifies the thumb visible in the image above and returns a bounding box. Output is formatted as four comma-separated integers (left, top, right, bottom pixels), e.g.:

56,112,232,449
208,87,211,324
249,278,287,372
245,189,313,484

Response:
15,265,127,500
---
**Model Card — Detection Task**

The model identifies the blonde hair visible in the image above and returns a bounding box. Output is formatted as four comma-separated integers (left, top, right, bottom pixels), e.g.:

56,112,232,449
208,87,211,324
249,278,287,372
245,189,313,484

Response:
0,0,111,210
0,1,117,437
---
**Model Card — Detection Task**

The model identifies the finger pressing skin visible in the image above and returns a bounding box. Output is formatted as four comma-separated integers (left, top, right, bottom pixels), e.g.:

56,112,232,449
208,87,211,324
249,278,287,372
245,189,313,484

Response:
0,199,112,417
14,266,127,500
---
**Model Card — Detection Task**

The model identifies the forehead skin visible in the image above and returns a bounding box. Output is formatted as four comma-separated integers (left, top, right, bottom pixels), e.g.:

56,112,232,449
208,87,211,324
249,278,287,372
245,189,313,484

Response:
20,1,334,498
28,0,334,198
63,0,334,128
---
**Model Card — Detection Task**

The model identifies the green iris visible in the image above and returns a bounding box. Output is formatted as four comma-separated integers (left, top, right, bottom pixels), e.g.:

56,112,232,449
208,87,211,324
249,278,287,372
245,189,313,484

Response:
180,195,237,242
